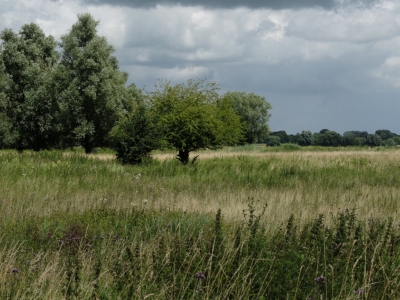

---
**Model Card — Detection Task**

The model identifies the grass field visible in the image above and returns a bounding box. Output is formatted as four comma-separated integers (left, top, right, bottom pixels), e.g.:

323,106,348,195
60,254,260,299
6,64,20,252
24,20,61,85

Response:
1,146,400,299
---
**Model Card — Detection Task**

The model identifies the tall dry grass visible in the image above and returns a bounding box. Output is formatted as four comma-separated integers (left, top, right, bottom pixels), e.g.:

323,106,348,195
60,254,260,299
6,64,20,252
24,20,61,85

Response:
0,147,400,298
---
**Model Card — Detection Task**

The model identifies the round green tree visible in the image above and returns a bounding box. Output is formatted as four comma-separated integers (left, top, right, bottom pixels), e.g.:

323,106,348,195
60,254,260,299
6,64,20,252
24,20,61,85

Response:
149,79,242,164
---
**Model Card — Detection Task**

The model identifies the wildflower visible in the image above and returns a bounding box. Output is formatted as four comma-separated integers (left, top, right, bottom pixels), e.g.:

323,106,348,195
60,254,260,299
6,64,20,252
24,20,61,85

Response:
330,242,339,249
195,272,205,280
354,289,364,295
314,276,325,284
12,268,18,274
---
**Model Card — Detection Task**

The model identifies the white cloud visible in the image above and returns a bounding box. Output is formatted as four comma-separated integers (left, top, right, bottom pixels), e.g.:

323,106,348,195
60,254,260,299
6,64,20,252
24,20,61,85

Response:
2,0,400,133
373,56,400,87
285,4,400,44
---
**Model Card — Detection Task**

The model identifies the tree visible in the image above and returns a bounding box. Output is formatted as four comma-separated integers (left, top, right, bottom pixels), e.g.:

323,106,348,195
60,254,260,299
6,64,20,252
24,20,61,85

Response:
384,138,396,146
345,131,368,139
319,129,330,134
365,134,382,147
109,99,160,165
271,131,289,143
149,79,242,164
58,13,128,153
223,91,272,144
297,130,313,146
0,23,60,151
312,132,322,145
318,130,342,147
288,134,299,144
265,135,281,146
0,54,13,148
342,132,356,146
375,129,396,141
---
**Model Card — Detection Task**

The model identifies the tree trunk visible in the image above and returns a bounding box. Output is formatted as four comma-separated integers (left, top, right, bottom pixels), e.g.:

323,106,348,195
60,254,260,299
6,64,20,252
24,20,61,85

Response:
176,149,189,165
83,137,93,154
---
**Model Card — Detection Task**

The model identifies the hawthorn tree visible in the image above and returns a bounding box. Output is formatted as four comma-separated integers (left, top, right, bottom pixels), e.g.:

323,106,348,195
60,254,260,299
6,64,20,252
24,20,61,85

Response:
58,13,128,153
223,91,272,144
0,23,60,150
149,79,242,164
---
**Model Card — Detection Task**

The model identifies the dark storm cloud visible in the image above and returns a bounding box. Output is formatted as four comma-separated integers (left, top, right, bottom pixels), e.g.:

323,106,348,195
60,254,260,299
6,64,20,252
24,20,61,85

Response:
80,0,378,10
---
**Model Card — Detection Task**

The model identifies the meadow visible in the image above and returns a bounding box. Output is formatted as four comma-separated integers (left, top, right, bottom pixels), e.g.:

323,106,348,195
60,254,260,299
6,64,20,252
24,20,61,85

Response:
1,145,400,299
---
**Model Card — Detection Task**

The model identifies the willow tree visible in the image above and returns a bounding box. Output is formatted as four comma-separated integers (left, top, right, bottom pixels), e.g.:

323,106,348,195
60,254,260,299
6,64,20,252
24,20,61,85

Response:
0,23,60,150
58,13,128,153
223,91,272,144
150,79,242,164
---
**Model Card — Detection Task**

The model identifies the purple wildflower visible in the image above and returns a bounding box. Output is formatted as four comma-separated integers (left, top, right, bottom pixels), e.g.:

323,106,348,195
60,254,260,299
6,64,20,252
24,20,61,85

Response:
354,289,364,295
195,272,205,280
314,276,325,284
12,268,18,274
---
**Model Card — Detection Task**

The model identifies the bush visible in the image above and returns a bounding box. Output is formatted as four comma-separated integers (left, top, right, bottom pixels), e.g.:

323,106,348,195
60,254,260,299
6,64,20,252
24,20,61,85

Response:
280,143,301,151
265,135,281,146
109,103,159,164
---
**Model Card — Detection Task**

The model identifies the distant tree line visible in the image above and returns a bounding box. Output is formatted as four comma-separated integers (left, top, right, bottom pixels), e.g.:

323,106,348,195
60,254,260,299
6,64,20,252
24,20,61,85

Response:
266,129,400,147
0,14,272,164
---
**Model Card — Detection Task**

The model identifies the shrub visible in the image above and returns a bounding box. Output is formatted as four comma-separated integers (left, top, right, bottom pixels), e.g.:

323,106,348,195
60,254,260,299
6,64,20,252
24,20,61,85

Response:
280,143,301,151
109,102,159,164
265,135,281,146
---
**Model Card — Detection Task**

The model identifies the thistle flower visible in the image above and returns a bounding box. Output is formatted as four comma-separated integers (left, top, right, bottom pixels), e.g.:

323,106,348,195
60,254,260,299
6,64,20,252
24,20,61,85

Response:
195,272,205,280
314,276,325,284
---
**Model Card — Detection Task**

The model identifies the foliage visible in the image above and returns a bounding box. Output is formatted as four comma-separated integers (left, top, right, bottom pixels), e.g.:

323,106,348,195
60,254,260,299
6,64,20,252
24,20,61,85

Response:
223,91,272,144
384,138,396,146
0,56,13,148
57,13,128,153
375,129,397,140
109,100,160,165
297,130,313,146
149,79,242,164
342,132,357,146
265,135,281,146
0,23,60,151
270,130,289,143
366,134,383,147
316,130,343,147
288,133,300,144
344,130,368,139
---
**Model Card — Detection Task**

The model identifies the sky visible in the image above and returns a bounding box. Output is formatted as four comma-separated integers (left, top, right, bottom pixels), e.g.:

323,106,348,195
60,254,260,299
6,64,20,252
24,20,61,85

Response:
1,0,400,134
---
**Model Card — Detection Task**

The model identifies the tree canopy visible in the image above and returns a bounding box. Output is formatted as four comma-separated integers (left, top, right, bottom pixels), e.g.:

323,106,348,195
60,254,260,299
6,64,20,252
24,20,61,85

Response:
57,13,129,153
223,91,272,144
0,23,60,150
149,79,242,164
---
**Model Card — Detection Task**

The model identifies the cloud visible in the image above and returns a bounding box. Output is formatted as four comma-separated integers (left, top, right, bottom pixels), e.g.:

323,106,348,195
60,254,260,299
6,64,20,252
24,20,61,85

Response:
285,4,400,44
80,0,381,10
80,0,336,10
2,0,400,134
373,56,400,87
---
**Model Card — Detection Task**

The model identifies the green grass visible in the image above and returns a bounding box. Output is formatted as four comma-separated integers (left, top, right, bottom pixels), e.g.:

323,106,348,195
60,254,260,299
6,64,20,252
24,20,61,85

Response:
1,148,400,298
